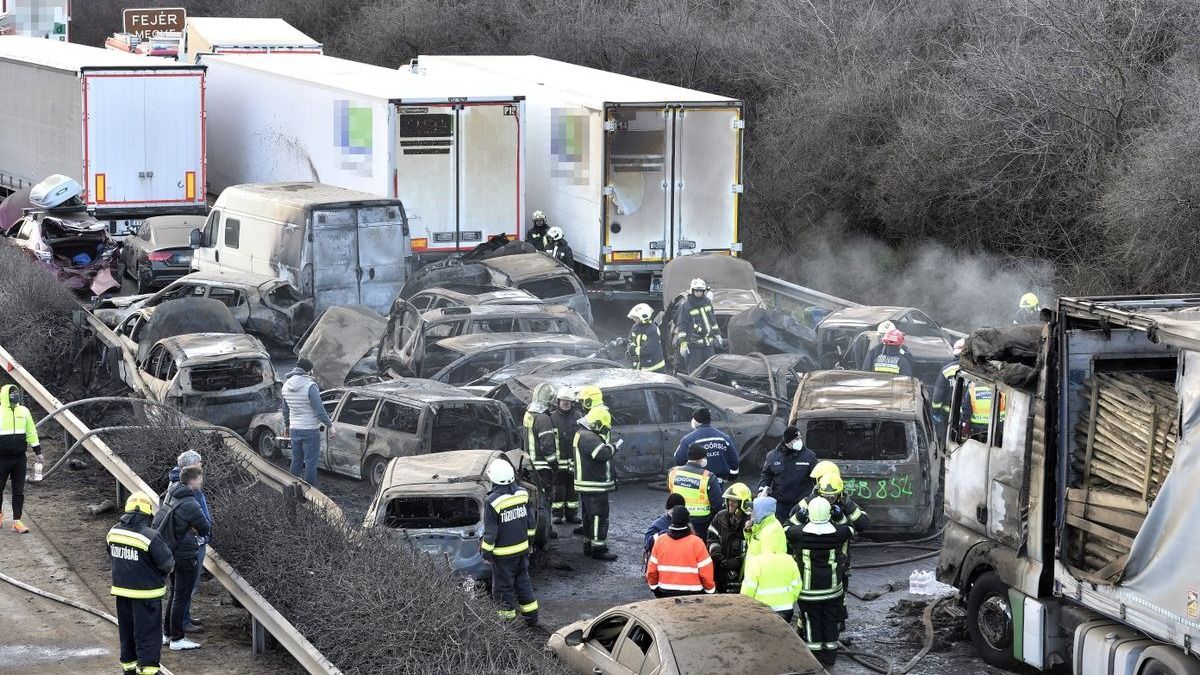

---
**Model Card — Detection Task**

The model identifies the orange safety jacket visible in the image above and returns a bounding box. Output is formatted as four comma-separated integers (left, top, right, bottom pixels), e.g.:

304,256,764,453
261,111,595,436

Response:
646,532,716,594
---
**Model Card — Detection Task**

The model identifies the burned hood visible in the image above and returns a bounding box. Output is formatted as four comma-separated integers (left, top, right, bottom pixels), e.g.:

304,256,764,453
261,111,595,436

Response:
662,253,757,303
399,258,495,299
295,305,387,389
137,298,243,363
727,307,817,358
378,449,515,489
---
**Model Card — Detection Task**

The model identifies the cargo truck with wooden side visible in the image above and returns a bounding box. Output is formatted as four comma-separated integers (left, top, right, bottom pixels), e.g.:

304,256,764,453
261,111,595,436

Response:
179,16,321,64
0,37,206,236
939,297,1200,675
414,55,744,299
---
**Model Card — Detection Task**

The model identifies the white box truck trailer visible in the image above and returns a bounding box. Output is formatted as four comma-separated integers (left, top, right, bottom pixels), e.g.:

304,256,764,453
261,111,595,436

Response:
415,55,744,297
201,53,524,259
0,37,206,235
179,17,322,64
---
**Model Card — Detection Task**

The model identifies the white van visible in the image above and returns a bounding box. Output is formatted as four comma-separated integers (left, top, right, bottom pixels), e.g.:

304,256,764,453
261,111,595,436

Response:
190,182,410,314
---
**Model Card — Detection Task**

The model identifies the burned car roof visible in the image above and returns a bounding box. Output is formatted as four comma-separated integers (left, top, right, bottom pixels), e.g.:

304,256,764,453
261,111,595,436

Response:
699,353,807,376
379,449,510,487
478,252,574,283
418,303,578,320
510,368,771,415
432,332,600,354
172,269,296,290
342,380,496,404
662,253,757,303
818,305,909,328
159,332,270,362
137,297,244,362
794,370,923,414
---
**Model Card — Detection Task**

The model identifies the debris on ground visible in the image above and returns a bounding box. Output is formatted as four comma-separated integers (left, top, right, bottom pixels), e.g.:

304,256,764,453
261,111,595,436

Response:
887,597,970,651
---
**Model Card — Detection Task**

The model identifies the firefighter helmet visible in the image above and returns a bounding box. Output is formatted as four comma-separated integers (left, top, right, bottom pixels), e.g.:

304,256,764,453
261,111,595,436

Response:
531,382,557,412
627,303,654,323
876,320,896,338
808,497,833,524
124,492,156,516
547,226,564,241
577,385,604,411
579,407,612,432
486,458,516,485
556,385,577,402
1020,292,1040,311
532,210,547,224
817,475,845,497
689,278,708,293
722,482,753,508
810,459,842,483
882,328,905,346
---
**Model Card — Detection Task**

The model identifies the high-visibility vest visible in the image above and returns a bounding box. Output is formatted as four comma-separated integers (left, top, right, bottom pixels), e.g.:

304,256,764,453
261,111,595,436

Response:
668,464,714,519
0,384,38,453
741,551,801,611
969,383,993,425
872,353,901,374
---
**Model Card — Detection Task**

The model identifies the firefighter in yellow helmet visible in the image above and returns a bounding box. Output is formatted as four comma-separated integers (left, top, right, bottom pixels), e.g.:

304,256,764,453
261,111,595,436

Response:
1014,292,1041,324
573,406,620,560
108,493,174,675
707,482,753,592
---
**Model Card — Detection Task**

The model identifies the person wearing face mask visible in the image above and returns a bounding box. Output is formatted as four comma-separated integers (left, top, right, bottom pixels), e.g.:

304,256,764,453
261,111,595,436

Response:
667,444,723,535
672,407,738,481
757,425,818,523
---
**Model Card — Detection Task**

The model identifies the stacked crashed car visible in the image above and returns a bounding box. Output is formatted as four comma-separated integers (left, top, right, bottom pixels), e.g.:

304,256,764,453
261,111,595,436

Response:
119,215,205,292
661,253,763,337
113,297,277,432
363,449,551,579
489,369,785,478
816,305,955,386
3,175,119,296
414,333,602,386
406,284,543,311
549,594,824,675
460,354,624,397
249,380,519,487
94,271,313,349
378,301,597,379
683,352,815,404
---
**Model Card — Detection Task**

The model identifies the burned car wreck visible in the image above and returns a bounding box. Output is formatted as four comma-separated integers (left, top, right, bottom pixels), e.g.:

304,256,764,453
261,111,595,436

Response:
362,449,551,580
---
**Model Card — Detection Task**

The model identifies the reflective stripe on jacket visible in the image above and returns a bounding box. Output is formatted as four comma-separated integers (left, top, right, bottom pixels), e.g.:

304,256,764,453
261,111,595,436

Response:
667,464,718,518
629,322,665,371
675,296,718,346
573,428,616,492
0,384,38,456
786,524,853,601
746,515,788,558
741,551,801,611
108,513,174,599
646,533,715,593
482,484,535,557
524,410,558,471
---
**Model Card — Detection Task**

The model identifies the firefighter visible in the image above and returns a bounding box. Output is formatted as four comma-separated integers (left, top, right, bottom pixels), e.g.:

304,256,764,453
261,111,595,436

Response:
932,338,965,440
646,505,716,597
481,458,539,627
626,303,665,372
788,496,853,666
524,383,559,507
964,379,995,441
674,278,723,373
667,444,723,535
673,407,738,481
573,407,619,561
526,210,551,251
550,386,581,524
788,470,869,632
757,425,817,522
866,328,913,376
707,482,752,593
1014,292,1041,324
545,226,574,266
740,511,801,623
0,384,41,534
856,320,897,370
108,492,175,675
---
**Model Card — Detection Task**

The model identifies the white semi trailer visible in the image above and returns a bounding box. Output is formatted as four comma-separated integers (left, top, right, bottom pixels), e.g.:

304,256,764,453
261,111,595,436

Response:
0,37,206,235
415,55,745,298
201,53,525,259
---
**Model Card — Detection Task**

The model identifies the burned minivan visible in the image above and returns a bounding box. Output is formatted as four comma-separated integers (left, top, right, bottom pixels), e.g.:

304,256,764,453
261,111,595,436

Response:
248,380,518,487
789,370,940,535
363,449,551,580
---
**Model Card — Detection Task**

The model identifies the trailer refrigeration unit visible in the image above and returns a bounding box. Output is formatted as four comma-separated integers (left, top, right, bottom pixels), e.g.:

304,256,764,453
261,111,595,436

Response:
0,37,206,236
939,298,1200,675
179,17,322,64
201,53,524,259
416,55,745,298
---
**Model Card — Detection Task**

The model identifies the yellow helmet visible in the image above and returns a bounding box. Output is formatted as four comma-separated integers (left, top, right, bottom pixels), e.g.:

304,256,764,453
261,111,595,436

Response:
580,407,612,432
124,492,156,516
810,460,841,483
721,482,752,507
577,385,604,411
817,475,844,497
1020,293,1040,311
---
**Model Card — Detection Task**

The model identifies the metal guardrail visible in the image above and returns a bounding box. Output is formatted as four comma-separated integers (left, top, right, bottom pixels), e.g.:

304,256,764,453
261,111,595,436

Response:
0,345,342,675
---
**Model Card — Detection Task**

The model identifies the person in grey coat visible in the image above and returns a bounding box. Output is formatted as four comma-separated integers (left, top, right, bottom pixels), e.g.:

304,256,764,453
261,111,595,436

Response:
281,358,334,486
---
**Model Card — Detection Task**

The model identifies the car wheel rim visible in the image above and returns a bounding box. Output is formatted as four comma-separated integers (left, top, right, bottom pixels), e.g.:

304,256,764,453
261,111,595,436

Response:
978,594,1013,650
372,461,385,485
258,432,275,457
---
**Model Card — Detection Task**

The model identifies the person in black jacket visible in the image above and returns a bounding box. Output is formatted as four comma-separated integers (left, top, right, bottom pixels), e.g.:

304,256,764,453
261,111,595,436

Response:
108,492,174,675
573,407,619,561
786,496,853,667
481,458,539,627
152,466,210,650
757,426,818,522
0,384,42,534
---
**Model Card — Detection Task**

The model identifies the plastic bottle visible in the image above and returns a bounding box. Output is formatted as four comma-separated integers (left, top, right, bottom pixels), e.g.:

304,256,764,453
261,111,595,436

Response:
33,458,44,482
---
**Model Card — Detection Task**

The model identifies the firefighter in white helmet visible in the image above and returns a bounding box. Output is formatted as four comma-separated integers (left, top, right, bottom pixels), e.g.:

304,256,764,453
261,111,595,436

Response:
674,278,722,373
482,457,539,626
626,303,665,372
546,226,574,266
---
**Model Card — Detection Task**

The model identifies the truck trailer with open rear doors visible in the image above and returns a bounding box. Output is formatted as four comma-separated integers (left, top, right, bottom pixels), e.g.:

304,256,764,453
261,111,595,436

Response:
414,55,744,298
939,298,1200,675
179,17,322,64
0,37,206,236
200,53,524,259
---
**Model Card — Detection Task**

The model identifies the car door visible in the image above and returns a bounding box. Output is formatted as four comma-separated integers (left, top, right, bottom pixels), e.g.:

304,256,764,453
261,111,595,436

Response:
138,344,174,403
603,387,662,478
570,613,637,675
612,622,662,674
365,399,424,466
650,387,715,469
436,349,511,385
206,285,251,326
326,393,379,477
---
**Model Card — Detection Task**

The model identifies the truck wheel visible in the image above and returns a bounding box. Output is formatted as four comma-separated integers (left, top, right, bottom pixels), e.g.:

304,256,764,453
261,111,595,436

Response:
255,428,279,459
966,571,1018,668
365,456,389,489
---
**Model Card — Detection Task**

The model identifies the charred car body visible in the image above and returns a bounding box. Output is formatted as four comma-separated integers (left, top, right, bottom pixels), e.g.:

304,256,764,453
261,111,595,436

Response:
789,369,940,535
409,333,603,385
363,449,551,580
4,175,119,296
94,271,314,349
406,284,542,311
683,352,815,404
378,302,598,379
460,354,625,396
489,369,784,478
816,305,954,386
249,380,518,487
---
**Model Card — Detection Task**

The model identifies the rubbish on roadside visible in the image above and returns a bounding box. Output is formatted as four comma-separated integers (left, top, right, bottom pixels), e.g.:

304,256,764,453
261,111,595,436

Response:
66,458,88,471
86,500,115,516
33,457,44,481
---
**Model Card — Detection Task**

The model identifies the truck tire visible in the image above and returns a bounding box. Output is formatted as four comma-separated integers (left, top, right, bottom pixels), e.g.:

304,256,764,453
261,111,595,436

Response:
966,571,1018,669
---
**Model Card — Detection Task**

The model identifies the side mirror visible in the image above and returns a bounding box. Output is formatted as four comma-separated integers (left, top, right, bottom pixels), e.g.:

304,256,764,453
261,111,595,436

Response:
189,228,202,248
564,629,584,647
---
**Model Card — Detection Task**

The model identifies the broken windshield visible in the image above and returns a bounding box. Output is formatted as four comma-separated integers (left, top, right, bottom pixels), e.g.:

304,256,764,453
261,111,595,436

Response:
430,402,510,451
803,419,910,461
383,496,481,529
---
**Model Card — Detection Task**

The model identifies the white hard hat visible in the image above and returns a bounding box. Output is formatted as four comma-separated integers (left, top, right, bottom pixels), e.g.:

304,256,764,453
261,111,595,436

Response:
486,458,516,485
547,226,563,241
556,385,578,402
689,278,708,292
532,210,546,221
627,303,654,322
876,320,896,337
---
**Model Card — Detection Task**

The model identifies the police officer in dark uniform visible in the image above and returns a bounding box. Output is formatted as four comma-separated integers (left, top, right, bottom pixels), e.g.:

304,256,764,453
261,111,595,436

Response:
481,458,539,626
108,492,175,675
757,425,818,523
